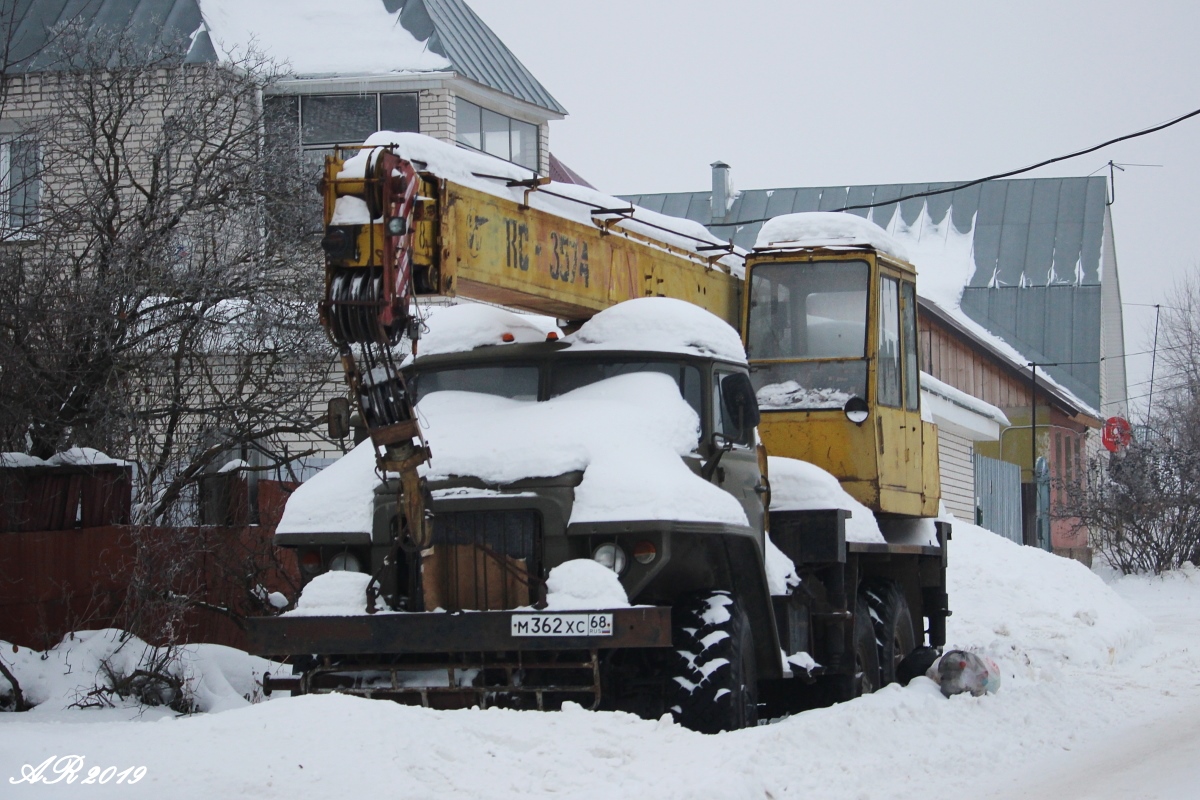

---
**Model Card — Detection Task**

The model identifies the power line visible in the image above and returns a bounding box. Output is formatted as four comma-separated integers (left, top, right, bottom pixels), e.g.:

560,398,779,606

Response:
838,104,1200,212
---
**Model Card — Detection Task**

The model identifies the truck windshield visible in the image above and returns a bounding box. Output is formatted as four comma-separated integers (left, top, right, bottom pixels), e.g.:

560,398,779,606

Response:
548,361,702,418
746,260,869,410
410,365,540,404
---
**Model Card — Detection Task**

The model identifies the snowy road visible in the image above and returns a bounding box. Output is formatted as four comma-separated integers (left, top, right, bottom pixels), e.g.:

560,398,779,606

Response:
985,567,1200,800
3,524,1200,799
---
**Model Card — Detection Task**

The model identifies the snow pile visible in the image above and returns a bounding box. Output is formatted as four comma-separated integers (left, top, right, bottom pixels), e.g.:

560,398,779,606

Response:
0,630,280,715
47,447,128,467
947,519,1150,668
767,456,884,543
419,375,748,526
285,572,374,617
756,211,910,261
566,297,746,363
543,560,630,610
198,0,452,76
1,529,1190,800
339,133,743,273
330,195,372,225
764,536,800,596
0,452,46,467
416,303,562,357
277,441,379,535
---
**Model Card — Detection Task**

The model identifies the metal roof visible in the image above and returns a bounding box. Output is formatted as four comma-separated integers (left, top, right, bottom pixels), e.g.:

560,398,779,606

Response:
1,0,565,114
622,177,1113,410
411,0,565,115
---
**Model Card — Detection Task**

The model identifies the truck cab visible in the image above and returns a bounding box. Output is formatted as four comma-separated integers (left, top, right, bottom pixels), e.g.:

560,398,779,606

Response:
744,245,941,518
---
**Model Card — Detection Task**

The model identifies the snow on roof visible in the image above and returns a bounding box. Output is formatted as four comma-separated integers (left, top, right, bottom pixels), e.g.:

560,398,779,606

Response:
766,456,884,544
756,212,910,262
340,133,743,275
415,303,562,358
921,371,1008,441
889,205,1100,419
565,298,747,363
278,372,749,535
199,0,452,76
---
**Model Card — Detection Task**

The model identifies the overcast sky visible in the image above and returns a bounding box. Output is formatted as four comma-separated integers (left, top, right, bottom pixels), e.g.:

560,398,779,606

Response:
467,0,1200,415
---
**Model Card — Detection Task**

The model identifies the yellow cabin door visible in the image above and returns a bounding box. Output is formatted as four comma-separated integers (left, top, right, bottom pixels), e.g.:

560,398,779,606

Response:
876,275,907,490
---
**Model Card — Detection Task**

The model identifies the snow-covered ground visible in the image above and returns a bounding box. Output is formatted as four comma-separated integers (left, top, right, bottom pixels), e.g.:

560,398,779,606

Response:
3,523,1199,799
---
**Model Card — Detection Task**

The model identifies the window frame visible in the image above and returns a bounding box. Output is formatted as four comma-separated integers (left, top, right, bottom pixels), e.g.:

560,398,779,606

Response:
454,97,540,172
265,91,421,152
0,135,40,238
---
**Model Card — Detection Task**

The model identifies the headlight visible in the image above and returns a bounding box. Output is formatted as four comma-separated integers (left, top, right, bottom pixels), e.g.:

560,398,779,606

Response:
592,543,627,574
329,552,363,573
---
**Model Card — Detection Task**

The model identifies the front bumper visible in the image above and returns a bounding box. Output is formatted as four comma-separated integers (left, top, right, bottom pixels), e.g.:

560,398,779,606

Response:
246,606,673,657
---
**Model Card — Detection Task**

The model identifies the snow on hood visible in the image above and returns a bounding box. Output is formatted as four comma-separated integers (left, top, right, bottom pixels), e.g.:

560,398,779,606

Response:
415,303,562,358
198,0,452,76
767,456,884,544
566,297,746,363
756,212,909,262
419,373,748,525
278,372,749,535
338,133,743,274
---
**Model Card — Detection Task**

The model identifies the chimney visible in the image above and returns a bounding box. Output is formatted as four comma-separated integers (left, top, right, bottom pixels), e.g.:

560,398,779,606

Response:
710,161,733,222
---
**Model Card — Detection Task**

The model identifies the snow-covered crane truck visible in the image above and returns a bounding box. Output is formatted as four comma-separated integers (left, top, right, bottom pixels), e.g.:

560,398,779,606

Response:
246,134,950,731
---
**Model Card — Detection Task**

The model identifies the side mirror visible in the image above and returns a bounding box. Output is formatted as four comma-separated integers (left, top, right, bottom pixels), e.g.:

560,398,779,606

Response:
843,396,869,426
327,397,352,439
720,372,761,441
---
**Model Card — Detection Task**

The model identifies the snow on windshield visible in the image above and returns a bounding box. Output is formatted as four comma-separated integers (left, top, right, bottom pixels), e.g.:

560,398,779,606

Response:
566,297,746,363
767,456,884,544
756,212,909,262
277,371,749,535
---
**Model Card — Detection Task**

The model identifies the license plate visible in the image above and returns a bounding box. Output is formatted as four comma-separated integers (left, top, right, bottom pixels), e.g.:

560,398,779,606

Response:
510,613,613,637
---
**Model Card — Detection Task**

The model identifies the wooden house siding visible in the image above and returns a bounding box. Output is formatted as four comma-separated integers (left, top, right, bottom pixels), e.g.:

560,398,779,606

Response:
937,429,975,521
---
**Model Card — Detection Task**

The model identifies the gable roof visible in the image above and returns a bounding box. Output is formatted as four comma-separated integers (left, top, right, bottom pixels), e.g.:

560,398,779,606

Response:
622,176,1115,412
1,0,565,114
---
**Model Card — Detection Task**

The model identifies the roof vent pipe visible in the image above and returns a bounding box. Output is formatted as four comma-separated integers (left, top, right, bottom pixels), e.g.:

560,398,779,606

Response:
711,161,733,222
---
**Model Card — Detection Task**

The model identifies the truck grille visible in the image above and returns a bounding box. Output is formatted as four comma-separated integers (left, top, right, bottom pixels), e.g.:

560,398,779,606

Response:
421,510,541,612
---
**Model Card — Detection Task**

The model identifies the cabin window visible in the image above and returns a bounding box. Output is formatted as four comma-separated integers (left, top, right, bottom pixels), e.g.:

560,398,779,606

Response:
746,260,870,410
901,281,920,411
877,276,901,408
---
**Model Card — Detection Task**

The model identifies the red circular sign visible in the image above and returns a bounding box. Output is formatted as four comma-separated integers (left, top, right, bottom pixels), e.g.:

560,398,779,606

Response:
1102,417,1133,453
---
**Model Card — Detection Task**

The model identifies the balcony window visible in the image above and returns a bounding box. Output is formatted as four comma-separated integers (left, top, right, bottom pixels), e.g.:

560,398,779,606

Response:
455,97,539,171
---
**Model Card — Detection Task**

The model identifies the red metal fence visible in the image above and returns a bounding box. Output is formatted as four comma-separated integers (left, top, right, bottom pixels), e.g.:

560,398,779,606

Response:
0,465,302,652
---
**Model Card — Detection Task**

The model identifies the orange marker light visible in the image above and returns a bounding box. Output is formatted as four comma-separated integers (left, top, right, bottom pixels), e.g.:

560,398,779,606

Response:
501,332,515,342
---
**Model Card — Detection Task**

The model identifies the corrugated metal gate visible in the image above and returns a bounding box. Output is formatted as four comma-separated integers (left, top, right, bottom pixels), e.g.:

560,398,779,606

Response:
974,454,1022,543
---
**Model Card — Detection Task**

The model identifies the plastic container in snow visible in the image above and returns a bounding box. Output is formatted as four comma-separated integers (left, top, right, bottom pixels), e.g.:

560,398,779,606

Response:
930,650,1001,697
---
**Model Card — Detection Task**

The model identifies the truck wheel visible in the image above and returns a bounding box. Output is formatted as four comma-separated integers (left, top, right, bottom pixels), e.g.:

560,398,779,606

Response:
670,590,759,733
852,594,881,696
865,580,916,686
